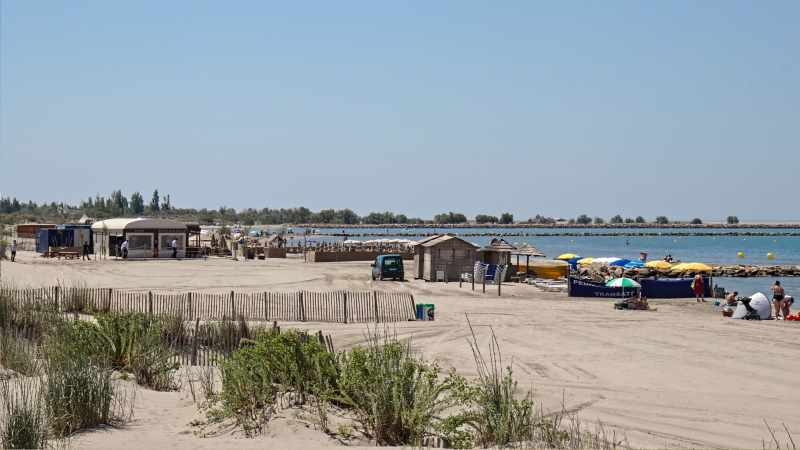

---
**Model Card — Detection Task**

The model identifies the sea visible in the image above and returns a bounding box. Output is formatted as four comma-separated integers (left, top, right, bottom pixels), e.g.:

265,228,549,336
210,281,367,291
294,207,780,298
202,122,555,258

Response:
289,226,800,297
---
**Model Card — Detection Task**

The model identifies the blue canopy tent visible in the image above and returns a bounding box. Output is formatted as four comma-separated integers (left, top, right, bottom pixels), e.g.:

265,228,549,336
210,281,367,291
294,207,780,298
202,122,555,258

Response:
624,260,645,269
609,259,631,267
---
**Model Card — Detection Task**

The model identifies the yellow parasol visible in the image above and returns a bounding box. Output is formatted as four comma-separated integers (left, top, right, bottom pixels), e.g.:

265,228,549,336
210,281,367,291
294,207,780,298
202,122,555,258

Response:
577,257,594,266
672,262,712,273
556,253,580,260
645,260,673,270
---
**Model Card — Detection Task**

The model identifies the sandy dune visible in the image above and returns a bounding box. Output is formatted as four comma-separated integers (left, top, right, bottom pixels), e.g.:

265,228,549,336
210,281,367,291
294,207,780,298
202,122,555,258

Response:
3,251,799,449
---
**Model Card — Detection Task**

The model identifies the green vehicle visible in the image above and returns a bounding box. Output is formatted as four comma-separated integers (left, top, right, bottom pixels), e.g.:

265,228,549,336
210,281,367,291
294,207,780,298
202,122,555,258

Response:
371,254,404,281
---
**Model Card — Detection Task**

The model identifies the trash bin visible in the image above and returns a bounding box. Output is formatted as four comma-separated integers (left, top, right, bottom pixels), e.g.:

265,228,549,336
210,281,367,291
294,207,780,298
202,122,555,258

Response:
415,304,435,321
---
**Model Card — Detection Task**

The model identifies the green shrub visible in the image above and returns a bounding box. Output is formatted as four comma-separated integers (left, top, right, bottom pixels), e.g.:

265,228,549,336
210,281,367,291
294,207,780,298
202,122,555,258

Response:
94,313,178,391
219,330,337,435
336,330,457,446
45,357,119,437
0,332,39,376
0,377,49,449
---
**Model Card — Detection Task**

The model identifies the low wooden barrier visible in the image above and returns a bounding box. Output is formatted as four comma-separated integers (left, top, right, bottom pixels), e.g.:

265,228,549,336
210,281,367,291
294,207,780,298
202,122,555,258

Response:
306,250,413,263
0,286,417,324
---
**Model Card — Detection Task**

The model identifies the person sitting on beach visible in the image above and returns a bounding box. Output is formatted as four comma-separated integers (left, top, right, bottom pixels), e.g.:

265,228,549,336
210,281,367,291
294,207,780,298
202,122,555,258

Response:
725,291,738,306
120,239,129,259
781,295,794,318
770,280,785,318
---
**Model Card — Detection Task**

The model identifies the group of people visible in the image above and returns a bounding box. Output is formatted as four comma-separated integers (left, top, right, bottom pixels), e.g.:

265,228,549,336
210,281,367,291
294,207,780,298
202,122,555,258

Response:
722,280,794,319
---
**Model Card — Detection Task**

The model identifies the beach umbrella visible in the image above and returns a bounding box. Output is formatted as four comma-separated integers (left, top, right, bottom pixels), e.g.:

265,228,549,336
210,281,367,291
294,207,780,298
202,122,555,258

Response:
556,253,580,260
645,260,673,270
593,257,621,265
606,276,641,297
605,277,641,288
577,257,594,266
672,262,712,273
624,260,645,269
609,259,631,267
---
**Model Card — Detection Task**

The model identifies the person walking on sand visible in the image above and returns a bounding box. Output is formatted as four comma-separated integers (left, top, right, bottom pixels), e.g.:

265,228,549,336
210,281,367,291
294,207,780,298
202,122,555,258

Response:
171,238,178,258
692,273,705,302
10,239,17,262
120,239,129,259
771,280,786,319
82,241,91,261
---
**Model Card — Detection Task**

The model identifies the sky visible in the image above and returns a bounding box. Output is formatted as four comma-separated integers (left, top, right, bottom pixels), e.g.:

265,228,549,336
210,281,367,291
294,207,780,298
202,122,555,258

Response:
1,1,798,221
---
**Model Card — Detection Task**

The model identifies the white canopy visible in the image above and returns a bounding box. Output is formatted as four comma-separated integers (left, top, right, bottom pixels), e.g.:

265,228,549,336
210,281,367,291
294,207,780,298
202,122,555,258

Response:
732,292,771,320
91,218,187,233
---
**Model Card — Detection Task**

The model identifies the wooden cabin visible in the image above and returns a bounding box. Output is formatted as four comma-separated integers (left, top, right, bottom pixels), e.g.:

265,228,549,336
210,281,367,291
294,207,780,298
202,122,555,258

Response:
413,234,479,281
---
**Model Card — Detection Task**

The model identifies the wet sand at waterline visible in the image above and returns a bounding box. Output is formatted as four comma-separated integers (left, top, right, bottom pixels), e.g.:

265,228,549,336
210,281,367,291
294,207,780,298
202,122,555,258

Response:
3,251,799,449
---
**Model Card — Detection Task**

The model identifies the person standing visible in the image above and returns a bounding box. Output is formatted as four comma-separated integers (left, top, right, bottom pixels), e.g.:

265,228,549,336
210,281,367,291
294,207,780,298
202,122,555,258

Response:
82,241,91,261
10,240,17,262
120,239,129,259
171,238,178,258
692,273,705,302
770,280,785,319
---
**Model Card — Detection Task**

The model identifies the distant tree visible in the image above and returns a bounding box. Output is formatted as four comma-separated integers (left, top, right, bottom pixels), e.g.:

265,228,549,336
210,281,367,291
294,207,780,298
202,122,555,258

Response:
161,194,171,211
655,216,670,225
434,212,467,224
568,218,576,224
316,209,336,223
690,218,703,225
727,215,740,225
634,216,646,224
575,214,592,225
110,190,128,215
475,214,499,224
334,209,360,224
593,217,605,225
150,190,160,212
130,192,145,215
499,212,514,224
609,215,624,224
624,217,635,224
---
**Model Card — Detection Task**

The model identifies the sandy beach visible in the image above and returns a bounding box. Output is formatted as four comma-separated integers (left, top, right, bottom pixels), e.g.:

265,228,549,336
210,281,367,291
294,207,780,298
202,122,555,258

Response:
3,251,799,449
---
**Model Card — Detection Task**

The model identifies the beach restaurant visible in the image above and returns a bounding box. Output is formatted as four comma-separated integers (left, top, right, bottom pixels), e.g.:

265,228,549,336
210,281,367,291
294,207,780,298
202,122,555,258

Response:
91,218,188,259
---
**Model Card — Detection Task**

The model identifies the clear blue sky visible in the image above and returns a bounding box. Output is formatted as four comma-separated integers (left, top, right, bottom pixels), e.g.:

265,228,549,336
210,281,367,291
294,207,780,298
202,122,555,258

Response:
2,1,798,221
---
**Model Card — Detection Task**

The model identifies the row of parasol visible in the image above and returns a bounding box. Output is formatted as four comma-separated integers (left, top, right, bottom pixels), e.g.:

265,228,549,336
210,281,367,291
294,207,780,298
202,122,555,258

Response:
555,253,712,273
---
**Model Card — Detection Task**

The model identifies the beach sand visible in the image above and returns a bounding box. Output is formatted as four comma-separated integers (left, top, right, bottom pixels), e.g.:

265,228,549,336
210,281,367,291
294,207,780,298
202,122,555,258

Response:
3,251,799,449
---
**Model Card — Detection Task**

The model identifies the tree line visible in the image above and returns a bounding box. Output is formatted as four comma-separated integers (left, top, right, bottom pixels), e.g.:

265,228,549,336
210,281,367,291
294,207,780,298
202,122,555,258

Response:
0,193,739,226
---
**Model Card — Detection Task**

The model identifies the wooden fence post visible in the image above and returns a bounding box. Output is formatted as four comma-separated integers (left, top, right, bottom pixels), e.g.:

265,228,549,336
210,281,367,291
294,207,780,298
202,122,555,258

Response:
187,292,193,320
343,291,348,324
410,293,417,320
191,318,200,365
107,288,113,312
264,292,269,321
472,272,475,291
298,291,306,322
373,290,379,323
148,291,153,316
498,277,501,297
54,285,60,311
230,290,236,318
482,273,486,293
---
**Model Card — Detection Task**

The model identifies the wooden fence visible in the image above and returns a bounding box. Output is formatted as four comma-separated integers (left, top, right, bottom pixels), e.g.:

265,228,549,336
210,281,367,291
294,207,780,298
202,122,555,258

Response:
0,286,417,323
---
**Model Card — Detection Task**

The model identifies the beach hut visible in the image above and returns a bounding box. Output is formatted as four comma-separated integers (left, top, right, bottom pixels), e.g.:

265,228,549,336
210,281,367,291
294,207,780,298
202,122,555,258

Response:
413,234,479,281
479,238,517,266
511,243,546,275
91,218,188,259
